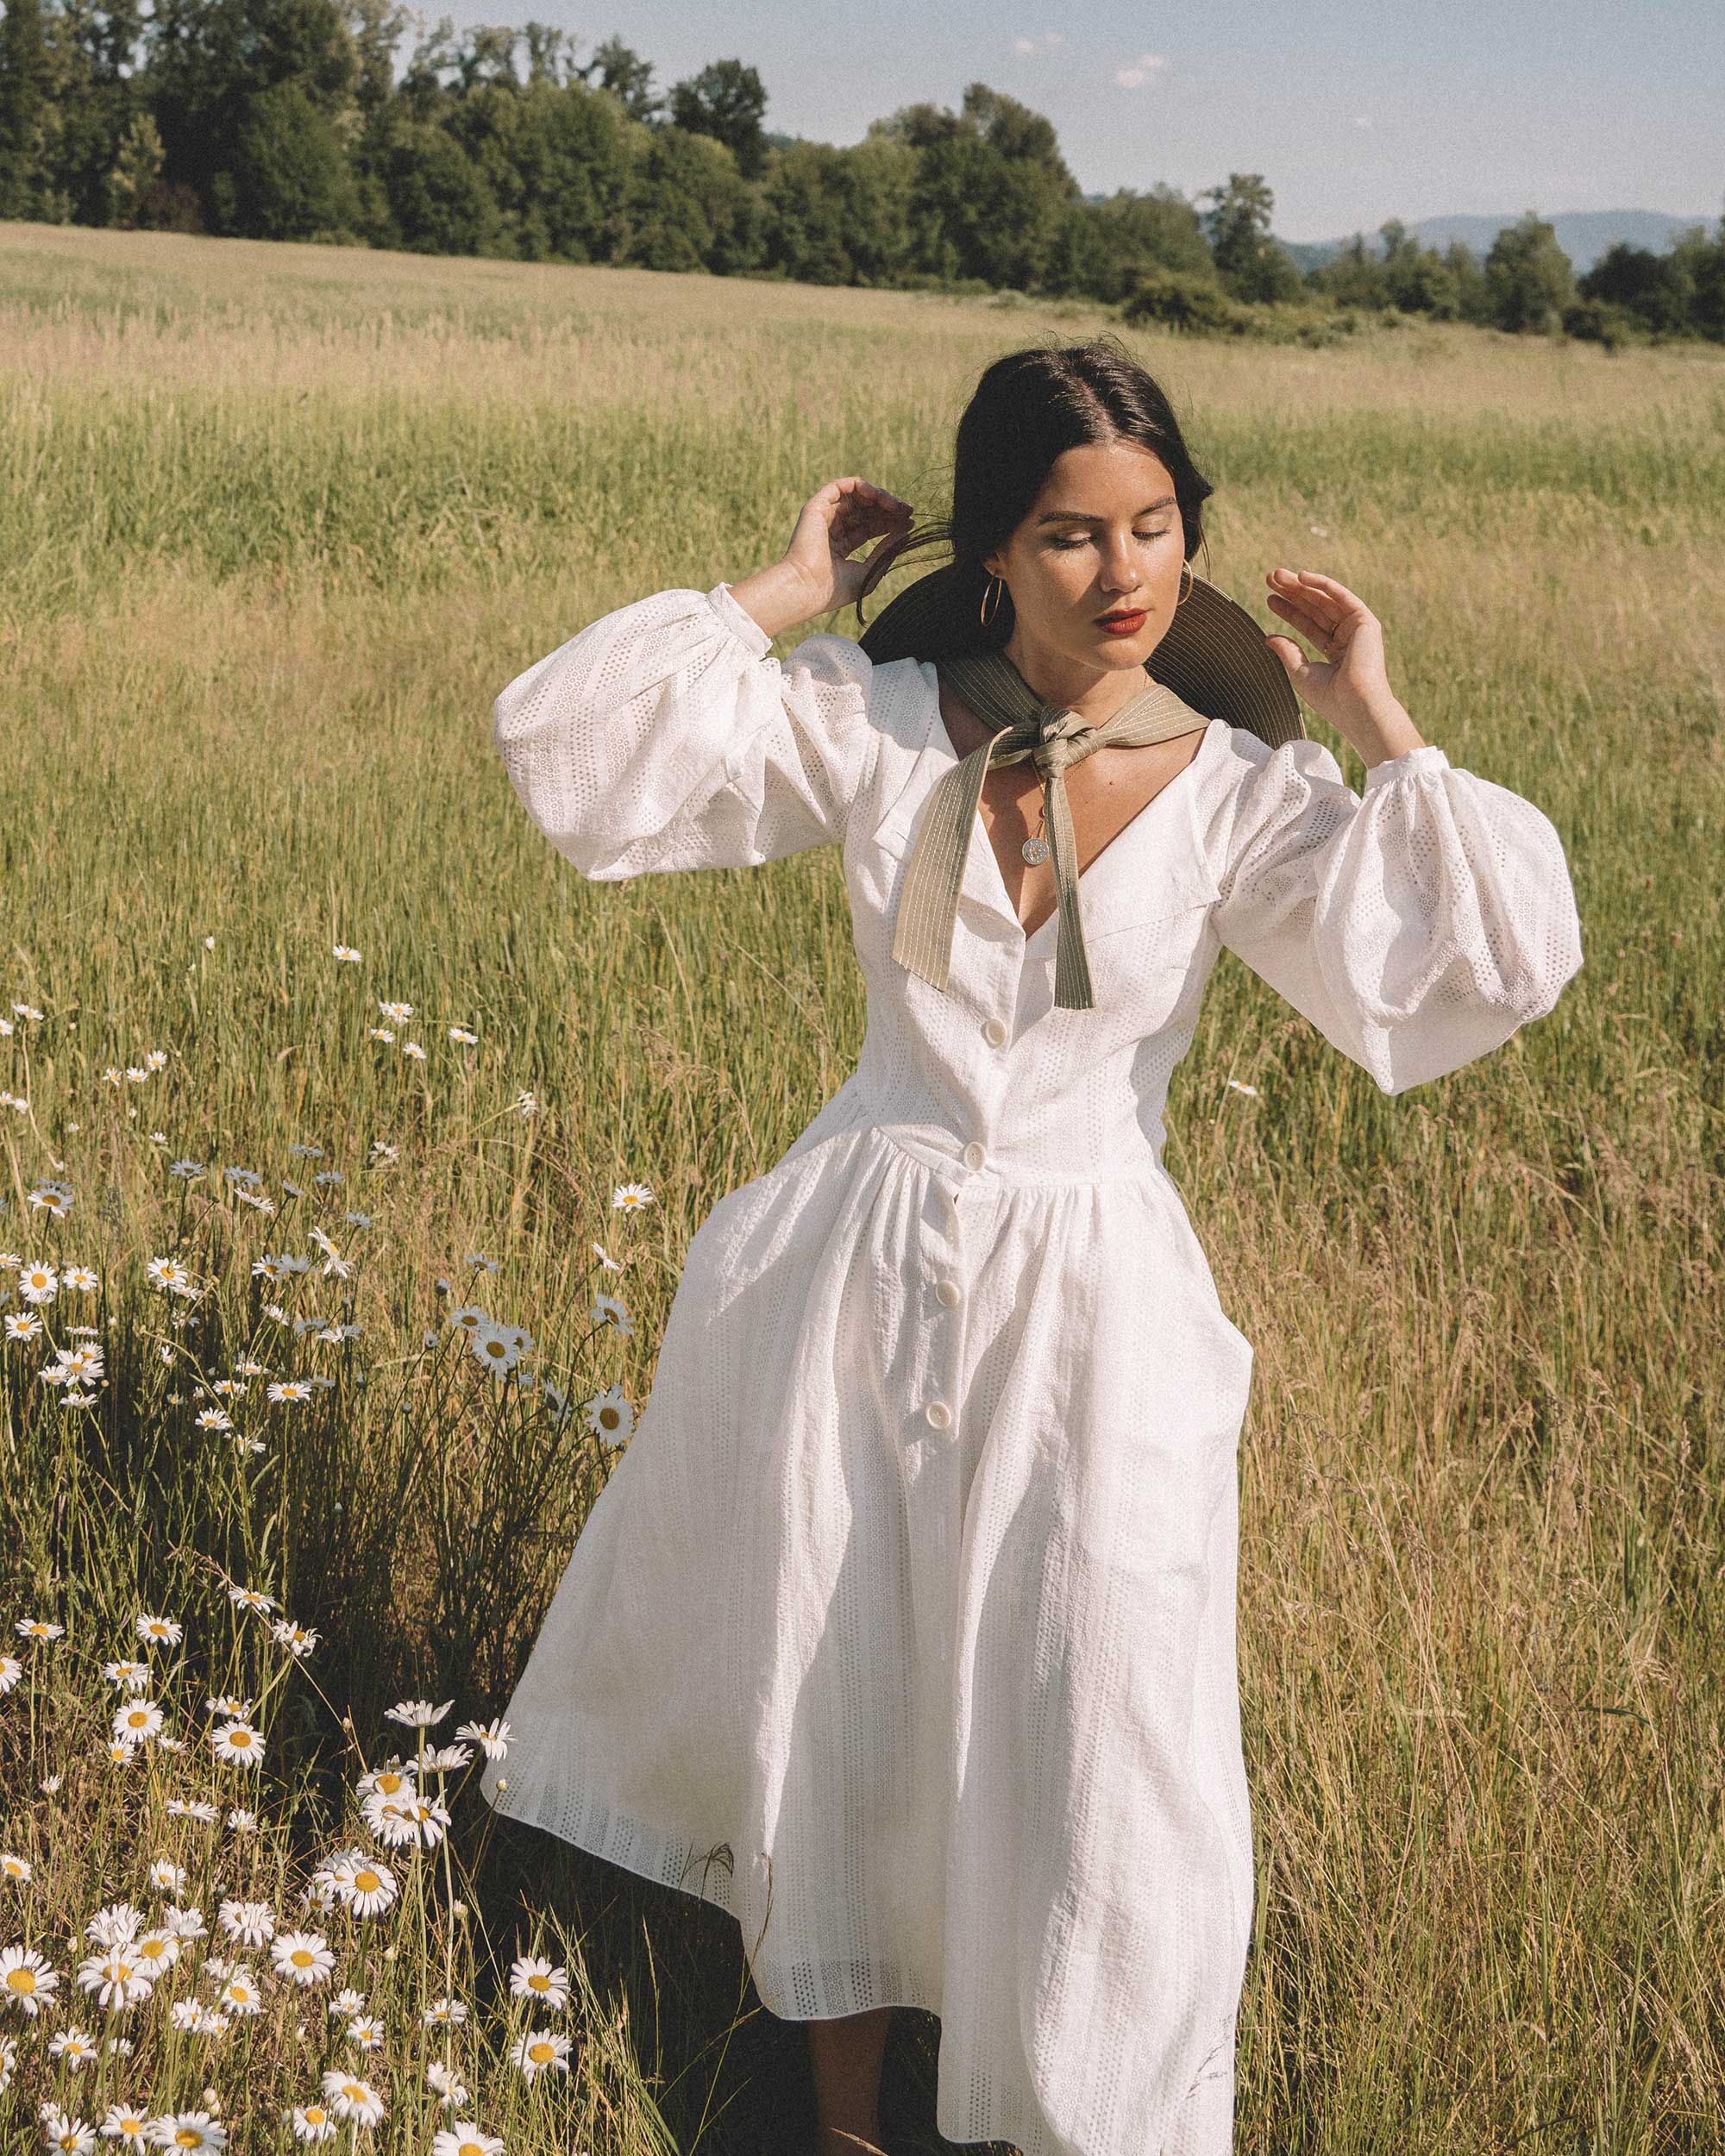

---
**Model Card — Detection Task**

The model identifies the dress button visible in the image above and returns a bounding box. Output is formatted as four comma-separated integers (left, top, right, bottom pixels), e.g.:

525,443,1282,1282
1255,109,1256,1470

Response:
924,1400,952,1431
982,1017,1008,1047
934,1278,962,1308
962,1141,986,1170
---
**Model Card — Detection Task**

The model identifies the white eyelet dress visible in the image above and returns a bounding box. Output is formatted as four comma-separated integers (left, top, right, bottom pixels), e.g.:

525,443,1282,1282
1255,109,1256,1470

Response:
480,581,1584,2156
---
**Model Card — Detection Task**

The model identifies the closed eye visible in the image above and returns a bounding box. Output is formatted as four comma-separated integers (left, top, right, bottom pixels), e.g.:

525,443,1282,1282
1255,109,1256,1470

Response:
1050,528,1170,550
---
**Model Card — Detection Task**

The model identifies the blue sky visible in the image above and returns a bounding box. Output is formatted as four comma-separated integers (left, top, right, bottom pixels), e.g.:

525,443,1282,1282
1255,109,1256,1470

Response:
435,0,1722,241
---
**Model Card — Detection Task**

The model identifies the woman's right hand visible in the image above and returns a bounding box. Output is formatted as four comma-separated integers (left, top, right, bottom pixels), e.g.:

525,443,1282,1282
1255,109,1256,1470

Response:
782,477,916,619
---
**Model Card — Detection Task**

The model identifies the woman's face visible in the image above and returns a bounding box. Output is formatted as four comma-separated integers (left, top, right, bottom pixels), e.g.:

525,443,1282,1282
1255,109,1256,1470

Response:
983,438,1187,680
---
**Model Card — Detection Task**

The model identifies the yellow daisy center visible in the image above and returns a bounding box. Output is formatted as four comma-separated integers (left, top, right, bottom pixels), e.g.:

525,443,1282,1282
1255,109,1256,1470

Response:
354,1871,380,1894
175,2131,203,2148
229,1730,253,1747
458,2143,482,2156
529,2040,554,2064
291,1949,314,1968
8,1967,35,1993
528,1973,549,1990
375,1773,404,1794
304,2109,326,2126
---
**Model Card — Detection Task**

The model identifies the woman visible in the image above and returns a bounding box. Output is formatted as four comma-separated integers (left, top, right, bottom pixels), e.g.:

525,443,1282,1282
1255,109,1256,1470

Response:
481,339,1584,2156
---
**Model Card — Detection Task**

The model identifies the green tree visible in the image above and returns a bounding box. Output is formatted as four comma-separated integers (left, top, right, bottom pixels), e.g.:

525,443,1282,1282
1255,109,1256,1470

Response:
1377,218,1459,317
229,75,358,237
382,114,500,252
104,105,162,223
580,33,657,122
1579,239,1691,336
1311,231,1392,310
1482,211,1575,332
1198,171,1302,303
0,0,53,217
668,57,767,181
1053,184,1210,305
145,0,362,235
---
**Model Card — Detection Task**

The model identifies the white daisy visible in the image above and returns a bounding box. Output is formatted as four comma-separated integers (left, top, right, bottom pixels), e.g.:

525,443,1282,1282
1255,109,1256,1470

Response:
3,1312,41,1341
0,1655,21,1692
76,1951,151,2012
318,2071,385,2128
145,1257,191,1295
113,1699,164,1745
216,1899,274,1948
0,1943,57,2013
455,1716,510,1760
581,1383,635,1447
85,1903,143,1946
17,1262,57,1304
448,1026,477,1045
332,945,361,962
16,1616,63,1640
420,1996,466,2028
345,2015,385,2051
382,1698,453,1729
0,1852,29,1883
332,1858,395,1918
129,1934,179,1979
289,2104,336,2144
509,1954,570,2009
217,1970,264,2016
145,2112,225,2149
511,2028,572,2080
271,1933,335,1987
135,1614,183,1648
467,1321,518,1376
588,1291,633,1337
41,2109,96,2153
361,1791,450,1851
210,1720,264,1768
431,2127,504,2156
62,1266,99,1293
98,2103,151,2146
48,2025,99,2066
227,1586,274,1614
147,1859,187,1895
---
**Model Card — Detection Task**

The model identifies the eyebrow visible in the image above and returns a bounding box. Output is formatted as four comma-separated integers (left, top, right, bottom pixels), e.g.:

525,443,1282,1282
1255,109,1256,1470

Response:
1035,496,1177,523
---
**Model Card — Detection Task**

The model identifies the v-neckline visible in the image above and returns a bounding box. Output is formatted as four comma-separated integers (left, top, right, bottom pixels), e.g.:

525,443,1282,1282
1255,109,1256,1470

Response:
938,705,1220,947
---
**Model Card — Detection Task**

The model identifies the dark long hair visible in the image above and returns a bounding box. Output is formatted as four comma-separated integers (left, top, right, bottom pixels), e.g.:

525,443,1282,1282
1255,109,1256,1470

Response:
858,335,1215,661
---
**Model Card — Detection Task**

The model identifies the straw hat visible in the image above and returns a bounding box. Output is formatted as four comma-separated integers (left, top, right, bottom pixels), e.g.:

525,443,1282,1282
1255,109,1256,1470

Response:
855,556,1305,751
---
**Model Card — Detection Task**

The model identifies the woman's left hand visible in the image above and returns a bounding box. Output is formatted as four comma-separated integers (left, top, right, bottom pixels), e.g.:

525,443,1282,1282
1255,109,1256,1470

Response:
1262,568,1426,763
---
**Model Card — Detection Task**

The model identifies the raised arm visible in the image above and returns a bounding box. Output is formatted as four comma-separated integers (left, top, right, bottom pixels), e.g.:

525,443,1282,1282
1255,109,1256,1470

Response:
492,478,915,881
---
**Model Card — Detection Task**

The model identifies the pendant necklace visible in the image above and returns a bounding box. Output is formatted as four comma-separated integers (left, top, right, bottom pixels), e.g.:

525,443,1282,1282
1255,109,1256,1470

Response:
1021,793,1051,867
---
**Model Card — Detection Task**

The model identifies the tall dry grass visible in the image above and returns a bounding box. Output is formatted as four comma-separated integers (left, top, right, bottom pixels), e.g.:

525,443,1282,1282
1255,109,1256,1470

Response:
0,219,1721,2153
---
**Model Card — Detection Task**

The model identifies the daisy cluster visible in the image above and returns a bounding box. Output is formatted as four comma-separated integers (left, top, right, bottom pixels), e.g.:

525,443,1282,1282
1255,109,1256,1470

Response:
0,1602,593,2149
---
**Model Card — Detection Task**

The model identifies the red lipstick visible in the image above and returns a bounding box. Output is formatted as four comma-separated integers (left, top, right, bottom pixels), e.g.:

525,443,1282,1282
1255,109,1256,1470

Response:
1095,609,1147,637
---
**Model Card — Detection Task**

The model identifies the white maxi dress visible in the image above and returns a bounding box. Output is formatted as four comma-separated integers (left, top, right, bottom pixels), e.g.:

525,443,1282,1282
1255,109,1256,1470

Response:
481,580,1585,2156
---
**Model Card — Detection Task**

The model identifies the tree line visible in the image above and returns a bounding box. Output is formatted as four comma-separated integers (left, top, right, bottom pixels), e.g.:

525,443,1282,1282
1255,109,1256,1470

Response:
0,0,1720,346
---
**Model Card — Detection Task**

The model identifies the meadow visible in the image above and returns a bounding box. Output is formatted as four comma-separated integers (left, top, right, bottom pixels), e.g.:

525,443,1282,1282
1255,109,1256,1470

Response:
0,219,1721,2153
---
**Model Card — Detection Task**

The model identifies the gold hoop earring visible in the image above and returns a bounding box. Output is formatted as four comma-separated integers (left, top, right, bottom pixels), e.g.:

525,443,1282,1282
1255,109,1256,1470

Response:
980,574,1005,629
1174,559,1195,607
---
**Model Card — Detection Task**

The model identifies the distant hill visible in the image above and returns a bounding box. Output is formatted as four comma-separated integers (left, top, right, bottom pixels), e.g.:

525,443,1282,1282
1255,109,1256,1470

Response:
1277,210,1718,277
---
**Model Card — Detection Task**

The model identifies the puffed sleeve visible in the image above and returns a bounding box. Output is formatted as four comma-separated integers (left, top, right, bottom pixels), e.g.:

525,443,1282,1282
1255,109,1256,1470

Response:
492,581,879,879
1213,734,1584,1095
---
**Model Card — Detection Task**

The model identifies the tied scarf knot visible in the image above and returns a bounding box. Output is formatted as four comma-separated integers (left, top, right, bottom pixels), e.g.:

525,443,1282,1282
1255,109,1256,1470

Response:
888,647,1209,1012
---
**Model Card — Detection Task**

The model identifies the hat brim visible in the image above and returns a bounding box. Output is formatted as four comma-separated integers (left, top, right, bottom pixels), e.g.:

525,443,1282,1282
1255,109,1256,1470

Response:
856,561,1305,751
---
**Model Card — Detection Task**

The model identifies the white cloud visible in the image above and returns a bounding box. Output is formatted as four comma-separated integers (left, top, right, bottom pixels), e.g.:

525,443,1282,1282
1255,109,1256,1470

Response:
1114,53,1167,91
1352,115,1373,128
1013,31,1064,57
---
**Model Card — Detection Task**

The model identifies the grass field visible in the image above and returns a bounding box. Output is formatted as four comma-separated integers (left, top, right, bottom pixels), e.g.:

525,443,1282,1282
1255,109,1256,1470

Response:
0,219,1722,2153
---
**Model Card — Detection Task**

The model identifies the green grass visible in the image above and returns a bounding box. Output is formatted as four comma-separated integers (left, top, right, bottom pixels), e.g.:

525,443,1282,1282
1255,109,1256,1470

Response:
0,219,1721,2154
